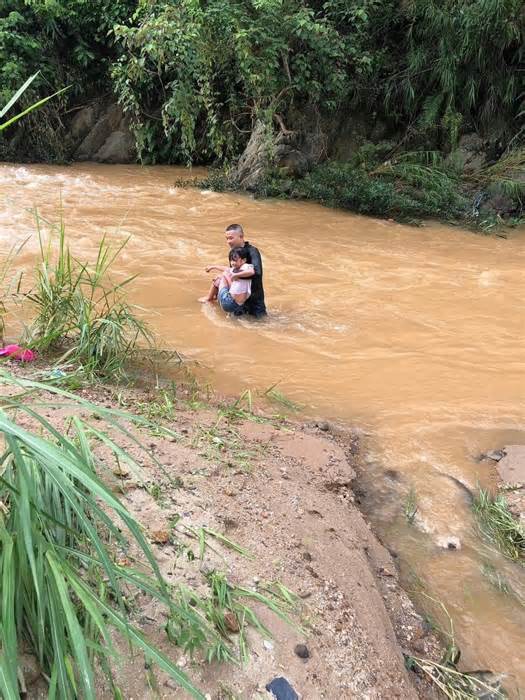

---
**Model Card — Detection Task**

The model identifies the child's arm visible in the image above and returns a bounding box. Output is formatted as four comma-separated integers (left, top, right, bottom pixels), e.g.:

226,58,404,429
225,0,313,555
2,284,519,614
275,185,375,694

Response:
231,264,254,280
205,264,229,273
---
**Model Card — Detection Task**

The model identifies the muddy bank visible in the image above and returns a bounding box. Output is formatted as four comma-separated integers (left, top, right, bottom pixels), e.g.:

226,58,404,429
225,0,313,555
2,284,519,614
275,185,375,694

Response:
7,364,442,699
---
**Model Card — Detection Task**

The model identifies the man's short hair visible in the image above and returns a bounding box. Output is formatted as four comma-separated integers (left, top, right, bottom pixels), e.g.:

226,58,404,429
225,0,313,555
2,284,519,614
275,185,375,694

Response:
225,224,244,236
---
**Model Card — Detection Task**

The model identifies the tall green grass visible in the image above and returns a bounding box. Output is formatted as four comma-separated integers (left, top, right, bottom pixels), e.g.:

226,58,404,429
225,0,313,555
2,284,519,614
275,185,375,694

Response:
25,213,151,378
0,238,27,342
0,371,206,699
168,573,298,664
473,489,524,563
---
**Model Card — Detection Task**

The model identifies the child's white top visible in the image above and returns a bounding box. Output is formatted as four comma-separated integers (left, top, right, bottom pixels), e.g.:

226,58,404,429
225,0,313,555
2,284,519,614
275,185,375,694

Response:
230,263,253,297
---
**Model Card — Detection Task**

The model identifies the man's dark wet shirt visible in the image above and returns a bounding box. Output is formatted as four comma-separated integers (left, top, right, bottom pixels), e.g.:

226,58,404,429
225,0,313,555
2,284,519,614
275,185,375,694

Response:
240,241,266,317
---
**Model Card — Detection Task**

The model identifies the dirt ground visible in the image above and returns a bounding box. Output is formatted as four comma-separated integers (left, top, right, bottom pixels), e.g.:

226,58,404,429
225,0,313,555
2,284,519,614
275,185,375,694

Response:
5,365,442,699
493,446,525,525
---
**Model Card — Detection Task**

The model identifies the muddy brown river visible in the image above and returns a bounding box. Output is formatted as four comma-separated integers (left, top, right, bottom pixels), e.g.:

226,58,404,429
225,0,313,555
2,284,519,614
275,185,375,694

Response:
1,162,524,693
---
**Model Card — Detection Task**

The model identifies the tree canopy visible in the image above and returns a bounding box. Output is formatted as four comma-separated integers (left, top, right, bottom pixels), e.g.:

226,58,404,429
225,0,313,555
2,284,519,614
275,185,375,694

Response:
1,0,523,163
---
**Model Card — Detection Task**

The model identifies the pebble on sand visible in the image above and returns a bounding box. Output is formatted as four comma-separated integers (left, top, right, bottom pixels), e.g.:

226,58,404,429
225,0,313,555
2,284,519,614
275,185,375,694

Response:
294,643,310,659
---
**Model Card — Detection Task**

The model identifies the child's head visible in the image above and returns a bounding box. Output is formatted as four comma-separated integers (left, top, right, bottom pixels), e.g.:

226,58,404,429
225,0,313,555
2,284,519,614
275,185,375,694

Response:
229,247,249,269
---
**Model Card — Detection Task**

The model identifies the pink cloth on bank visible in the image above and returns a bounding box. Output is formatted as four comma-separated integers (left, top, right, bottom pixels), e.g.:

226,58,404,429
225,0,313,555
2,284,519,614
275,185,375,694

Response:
0,344,37,362
229,263,253,298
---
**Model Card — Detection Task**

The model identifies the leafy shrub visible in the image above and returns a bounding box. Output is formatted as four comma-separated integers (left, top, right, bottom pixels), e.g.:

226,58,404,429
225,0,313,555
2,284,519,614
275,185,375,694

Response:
111,0,349,163
294,164,397,217
257,156,468,222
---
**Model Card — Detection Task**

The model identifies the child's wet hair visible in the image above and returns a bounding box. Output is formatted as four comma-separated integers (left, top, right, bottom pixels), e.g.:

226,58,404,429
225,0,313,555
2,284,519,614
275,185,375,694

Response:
229,246,249,262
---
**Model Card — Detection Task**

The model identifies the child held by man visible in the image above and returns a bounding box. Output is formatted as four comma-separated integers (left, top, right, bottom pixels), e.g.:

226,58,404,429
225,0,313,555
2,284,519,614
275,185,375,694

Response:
201,247,254,314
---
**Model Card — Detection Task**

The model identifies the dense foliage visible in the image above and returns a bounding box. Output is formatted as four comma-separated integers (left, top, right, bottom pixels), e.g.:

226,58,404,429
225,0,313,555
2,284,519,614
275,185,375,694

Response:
264,159,467,222
202,145,469,222
0,0,523,220
1,0,523,161
98,0,525,162
0,0,135,159
111,0,350,162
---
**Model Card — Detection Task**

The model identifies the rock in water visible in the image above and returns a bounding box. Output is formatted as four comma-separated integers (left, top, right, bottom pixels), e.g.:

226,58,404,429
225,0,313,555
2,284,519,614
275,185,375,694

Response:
266,677,299,700
484,449,505,462
436,535,461,550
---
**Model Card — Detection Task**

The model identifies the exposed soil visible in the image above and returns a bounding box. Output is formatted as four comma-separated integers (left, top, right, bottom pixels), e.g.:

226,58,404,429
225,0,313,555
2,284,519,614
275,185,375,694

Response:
4,364,442,699
487,445,525,526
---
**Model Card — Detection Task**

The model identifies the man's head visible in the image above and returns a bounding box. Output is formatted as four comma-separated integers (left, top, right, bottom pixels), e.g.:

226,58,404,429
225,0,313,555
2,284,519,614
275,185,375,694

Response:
228,246,249,270
225,223,244,249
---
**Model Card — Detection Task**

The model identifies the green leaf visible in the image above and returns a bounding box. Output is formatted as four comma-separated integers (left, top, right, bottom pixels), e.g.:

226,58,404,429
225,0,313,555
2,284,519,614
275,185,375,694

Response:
0,72,40,119
47,552,96,699
0,86,71,132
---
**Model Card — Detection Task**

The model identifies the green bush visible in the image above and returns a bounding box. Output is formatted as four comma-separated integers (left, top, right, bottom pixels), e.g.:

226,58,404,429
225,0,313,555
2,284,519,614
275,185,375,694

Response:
111,0,349,163
293,164,396,217
258,157,467,222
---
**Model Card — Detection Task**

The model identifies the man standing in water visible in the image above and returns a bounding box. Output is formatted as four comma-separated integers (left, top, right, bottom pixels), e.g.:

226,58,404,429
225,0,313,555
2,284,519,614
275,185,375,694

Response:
200,224,267,317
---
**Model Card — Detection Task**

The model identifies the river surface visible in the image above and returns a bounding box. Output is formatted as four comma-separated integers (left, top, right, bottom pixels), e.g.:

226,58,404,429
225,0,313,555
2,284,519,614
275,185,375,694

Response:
1,162,524,692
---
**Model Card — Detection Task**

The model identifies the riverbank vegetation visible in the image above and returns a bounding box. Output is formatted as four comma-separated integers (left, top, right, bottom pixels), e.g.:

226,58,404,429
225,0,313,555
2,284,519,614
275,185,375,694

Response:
0,371,306,699
217,151,470,224
25,214,151,378
0,375,203,699
1,0,523,225
474,489,525,564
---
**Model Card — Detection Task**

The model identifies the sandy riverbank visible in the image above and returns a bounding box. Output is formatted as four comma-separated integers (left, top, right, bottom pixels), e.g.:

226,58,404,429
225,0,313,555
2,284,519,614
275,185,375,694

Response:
2,360,446,700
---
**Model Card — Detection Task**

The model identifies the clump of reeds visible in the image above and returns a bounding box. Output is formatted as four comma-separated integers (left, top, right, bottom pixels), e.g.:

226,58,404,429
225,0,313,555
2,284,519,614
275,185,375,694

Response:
473,489,524,564
406,590,508,698
480,562,513,595
467,147,525,204
167,572,298,664
404,486,418,523
263,382,302,412
405,656,507,700
24,212,151,378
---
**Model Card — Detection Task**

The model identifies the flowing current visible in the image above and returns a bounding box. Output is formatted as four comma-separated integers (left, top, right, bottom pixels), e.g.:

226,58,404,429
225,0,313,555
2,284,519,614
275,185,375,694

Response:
1,163,524,692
